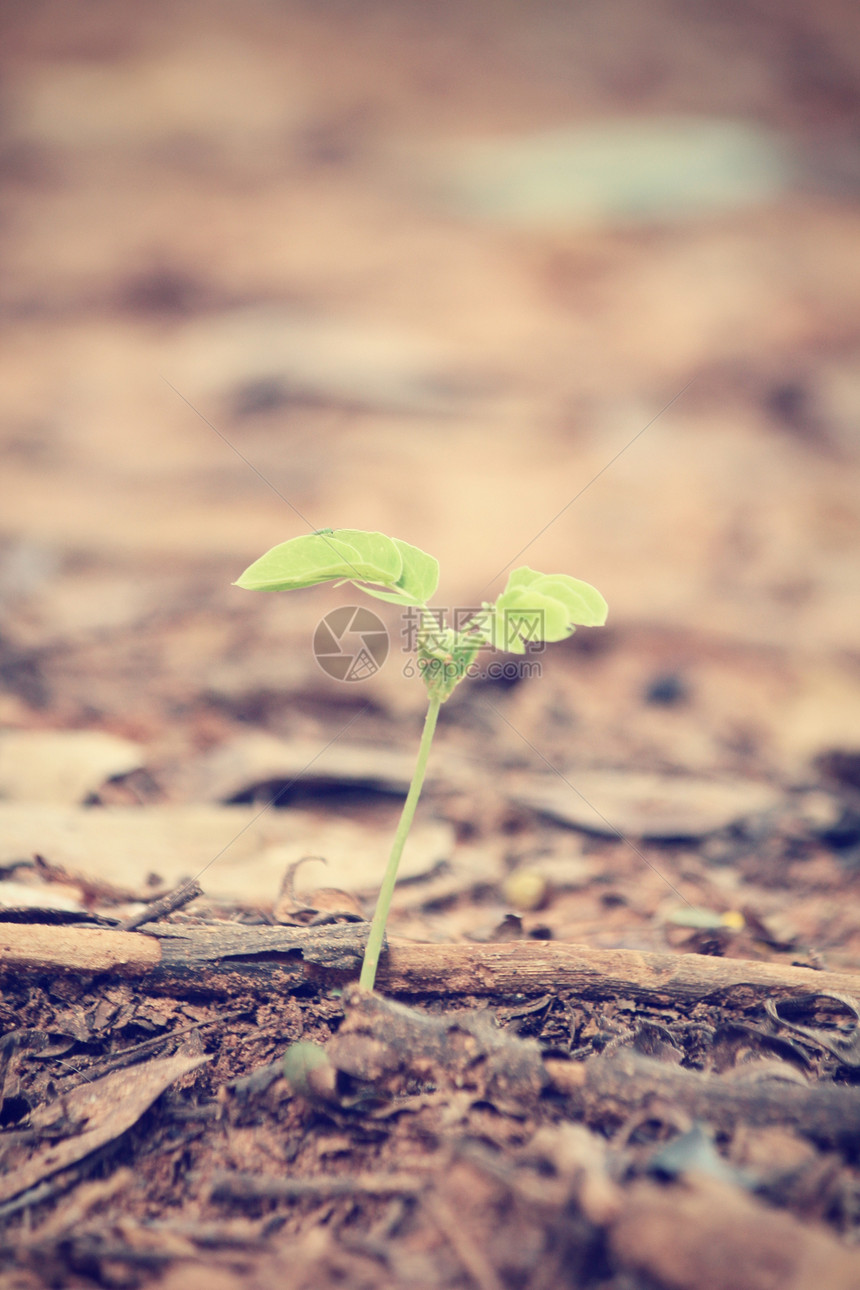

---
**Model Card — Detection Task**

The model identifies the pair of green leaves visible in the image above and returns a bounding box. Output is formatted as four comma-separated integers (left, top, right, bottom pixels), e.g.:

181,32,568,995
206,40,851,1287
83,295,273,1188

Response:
235,528,608,664
234,528,439,607
492,566,607,654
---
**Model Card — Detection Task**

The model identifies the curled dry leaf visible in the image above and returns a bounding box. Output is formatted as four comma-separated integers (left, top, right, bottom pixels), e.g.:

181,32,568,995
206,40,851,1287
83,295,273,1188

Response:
274,856,366,925
765,993,860,1069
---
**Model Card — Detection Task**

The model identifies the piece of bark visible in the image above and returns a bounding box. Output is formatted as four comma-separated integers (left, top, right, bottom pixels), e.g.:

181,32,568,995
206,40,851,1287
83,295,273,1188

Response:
547,1048,860,1151
0,920,367,978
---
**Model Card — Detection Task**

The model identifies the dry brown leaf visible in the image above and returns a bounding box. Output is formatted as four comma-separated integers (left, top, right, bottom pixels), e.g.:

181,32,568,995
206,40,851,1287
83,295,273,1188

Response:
0,803,454,904
0,730,143,805
0,1053,209,1204
512,770,781,839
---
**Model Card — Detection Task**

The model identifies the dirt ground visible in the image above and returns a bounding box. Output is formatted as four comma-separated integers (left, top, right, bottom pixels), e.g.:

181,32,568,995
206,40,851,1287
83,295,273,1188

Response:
1,2,860,1287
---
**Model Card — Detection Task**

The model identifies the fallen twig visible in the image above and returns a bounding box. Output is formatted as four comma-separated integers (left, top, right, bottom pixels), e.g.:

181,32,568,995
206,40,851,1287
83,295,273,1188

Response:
119,879,203,931
547,1048,860,1151
1,921,859,1009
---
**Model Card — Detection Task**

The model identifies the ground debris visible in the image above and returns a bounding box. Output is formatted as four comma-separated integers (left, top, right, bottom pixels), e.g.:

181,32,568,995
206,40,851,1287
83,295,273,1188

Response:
325,985,548,1109
2,2,860,1287
207,1169,426,1201
0,1052,209,1207
548,1046,860,1151
610,1173,860,1290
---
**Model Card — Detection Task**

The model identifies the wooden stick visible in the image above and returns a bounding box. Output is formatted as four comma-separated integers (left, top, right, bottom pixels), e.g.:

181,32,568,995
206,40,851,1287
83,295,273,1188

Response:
546,1049,860,1151
378,941,860,1007
118,879,203,931
0,923,162,974
1,922,859,1007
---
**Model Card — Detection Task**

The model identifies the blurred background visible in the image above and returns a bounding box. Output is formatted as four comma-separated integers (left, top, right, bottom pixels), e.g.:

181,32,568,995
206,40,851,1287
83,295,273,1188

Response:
1,0,859,797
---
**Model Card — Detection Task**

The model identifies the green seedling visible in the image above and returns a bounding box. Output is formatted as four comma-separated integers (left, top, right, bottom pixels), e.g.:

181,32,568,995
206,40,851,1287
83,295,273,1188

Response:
235,529,607,991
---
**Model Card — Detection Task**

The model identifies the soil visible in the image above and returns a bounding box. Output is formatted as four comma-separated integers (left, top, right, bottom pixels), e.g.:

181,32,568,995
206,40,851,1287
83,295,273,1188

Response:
1,2,860,1287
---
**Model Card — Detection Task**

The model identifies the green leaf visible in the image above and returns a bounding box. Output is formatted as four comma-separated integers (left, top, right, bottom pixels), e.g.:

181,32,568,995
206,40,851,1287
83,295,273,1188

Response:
494,588,572,652
234,529,403,593
328,530,403,584
343,537,439,607
501,567,543,592
491,567,608,652
530,574,608,627
234,533,367,591
500,568,607,626
391,538,439,604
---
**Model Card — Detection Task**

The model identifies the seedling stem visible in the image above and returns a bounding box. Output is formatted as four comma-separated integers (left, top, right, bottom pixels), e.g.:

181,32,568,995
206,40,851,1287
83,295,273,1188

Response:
360,693,441,990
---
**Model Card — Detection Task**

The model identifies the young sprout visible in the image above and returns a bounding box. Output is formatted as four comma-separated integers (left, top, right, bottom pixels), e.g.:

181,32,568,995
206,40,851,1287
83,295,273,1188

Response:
235,529,607,991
